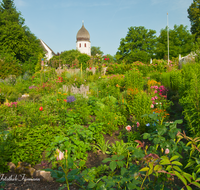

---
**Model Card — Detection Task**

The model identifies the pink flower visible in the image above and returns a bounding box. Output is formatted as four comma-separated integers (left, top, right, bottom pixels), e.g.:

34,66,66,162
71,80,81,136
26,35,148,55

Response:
57,150,64,160
154,90,157,93
154,86,158,89
150,86,154,89
152,101,155,104
136,122,140,127
151,104,154,108
126,125,131,131
151,97,155,101
159,93,162,96
154,96,158,100
165,148,170,154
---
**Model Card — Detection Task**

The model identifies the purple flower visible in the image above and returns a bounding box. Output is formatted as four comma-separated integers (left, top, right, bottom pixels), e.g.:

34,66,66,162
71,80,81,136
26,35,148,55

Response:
67,96,76,103
29,86,36,89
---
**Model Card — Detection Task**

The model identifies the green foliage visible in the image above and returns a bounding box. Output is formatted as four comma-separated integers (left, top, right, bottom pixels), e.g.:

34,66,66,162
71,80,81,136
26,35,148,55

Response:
49,49,81,68
0,1,44,63
46,125,94,168
156,25,194,59
91,46,103,56
77,54,91,70
0,50,23,79
116,26,157,64
188,0,200,39
92,136,111,154
124,69,144,90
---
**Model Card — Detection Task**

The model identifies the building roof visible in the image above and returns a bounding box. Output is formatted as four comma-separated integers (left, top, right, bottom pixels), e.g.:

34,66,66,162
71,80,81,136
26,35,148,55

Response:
76,23,90,42
39,39,56,55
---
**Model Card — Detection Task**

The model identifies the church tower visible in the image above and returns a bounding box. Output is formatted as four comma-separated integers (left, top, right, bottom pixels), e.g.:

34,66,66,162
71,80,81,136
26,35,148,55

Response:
76,21,91,56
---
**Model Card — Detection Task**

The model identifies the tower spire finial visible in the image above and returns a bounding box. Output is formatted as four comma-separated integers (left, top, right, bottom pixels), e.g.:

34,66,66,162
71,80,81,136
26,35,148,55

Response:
82,20,84,26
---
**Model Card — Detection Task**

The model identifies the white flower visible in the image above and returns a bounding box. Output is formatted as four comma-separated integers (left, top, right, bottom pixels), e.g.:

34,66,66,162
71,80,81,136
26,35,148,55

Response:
156,103,158,105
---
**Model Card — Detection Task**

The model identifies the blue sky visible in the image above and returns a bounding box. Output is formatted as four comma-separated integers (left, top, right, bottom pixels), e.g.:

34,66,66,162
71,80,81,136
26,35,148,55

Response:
13,0,193,56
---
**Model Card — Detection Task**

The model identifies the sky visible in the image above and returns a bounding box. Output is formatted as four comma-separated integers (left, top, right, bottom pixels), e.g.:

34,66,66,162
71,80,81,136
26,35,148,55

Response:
12,0,193,56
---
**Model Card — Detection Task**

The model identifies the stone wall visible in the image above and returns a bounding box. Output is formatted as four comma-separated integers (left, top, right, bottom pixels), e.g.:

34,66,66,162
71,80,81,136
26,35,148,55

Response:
59,84,90,98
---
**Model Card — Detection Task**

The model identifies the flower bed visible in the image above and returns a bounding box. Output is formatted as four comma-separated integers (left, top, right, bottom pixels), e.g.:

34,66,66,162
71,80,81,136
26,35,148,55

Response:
0,64,200,190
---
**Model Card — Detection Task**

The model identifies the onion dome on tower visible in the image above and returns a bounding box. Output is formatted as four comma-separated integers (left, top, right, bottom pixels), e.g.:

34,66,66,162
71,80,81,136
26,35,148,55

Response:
76,21,91,56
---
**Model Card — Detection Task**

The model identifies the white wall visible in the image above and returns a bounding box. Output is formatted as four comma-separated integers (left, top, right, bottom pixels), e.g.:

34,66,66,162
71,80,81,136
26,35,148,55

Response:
76,41,91,56
40,40,54,60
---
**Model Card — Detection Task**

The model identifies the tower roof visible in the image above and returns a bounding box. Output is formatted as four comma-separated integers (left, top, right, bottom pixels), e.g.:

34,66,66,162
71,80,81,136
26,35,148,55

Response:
76,22,90,42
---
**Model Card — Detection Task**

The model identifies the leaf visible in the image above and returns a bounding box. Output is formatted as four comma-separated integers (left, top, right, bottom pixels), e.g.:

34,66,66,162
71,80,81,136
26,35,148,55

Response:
117,161,124,168
88,181,96,188
173,166,182,172
160,160,171,165
166,165,172,171
110,161,117,171
121,167,127,176
149,162,153,169
143,133,150,139
102,158,111,163
174,119,183,124
171,161,183,166
196,167,200,173
140,167,149,172
185,185,192,190
191,182,200,188
185,161,195,169
154,165,162,171
192,172,196,180
174,171,187,186
148,168,153,176
170,155,179,161
79,160,85,167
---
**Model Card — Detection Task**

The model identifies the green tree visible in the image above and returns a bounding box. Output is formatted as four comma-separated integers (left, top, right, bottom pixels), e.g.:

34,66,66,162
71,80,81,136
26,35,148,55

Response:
0,0,43,64
116,26,157,64
155,24,194,59
91,46,103,56
49,50,82,68
77,54,91,70
188,0,200,39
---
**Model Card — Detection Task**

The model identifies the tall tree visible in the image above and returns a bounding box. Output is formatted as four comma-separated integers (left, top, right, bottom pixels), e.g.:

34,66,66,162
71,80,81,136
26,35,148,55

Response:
155,25,194,59
116,26,157,64
188,0,200,39
91,46,103,56
1,0,14,11
0,0,43,63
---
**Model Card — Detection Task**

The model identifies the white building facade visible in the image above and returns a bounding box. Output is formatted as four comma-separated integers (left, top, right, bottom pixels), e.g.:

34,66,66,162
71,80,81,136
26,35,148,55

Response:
39,39,56,61
76,23,91,56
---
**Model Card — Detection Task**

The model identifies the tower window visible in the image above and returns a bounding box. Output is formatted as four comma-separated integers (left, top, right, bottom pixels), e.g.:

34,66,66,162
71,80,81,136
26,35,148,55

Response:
85,43,86,47
79,43,81,48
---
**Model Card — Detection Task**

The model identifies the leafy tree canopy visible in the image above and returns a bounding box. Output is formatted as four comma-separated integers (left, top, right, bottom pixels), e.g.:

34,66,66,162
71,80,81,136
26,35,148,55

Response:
91,46,103,56
188,0,200,39
155,24,194,59
116,26,157,64
0,0,44,64
50,50,82,66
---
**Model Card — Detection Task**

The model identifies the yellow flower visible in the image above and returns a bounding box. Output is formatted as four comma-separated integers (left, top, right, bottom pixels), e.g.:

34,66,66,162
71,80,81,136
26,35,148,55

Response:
63,93,67,95
57,99,59,101
58,92,61,94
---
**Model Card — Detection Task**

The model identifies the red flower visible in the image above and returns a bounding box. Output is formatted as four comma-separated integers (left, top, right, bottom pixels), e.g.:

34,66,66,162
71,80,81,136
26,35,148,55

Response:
107,58,109,60
104,58,107,61
64,99,67,102
39,107,43,111
90,67,92,70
